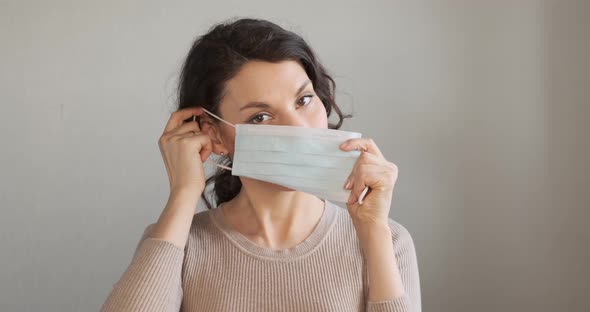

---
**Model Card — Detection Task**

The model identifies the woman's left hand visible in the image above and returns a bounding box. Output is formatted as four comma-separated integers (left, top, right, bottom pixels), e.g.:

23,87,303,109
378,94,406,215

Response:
340,138,398,233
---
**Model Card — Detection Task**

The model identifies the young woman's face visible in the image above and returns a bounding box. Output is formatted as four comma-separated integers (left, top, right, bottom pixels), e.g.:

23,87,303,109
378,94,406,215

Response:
217,60,329,155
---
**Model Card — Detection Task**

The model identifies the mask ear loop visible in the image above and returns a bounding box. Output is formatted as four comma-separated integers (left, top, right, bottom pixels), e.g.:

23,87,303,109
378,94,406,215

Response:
358,186,370,205
197,107,235,171
212,162,232,171
200,107,236,129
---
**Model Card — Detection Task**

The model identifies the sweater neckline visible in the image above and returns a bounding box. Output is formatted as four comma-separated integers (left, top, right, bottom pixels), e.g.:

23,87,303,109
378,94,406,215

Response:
209,199,337,260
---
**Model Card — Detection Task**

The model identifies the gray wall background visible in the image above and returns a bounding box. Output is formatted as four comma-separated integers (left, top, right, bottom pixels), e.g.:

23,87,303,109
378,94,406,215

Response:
1,0,588,311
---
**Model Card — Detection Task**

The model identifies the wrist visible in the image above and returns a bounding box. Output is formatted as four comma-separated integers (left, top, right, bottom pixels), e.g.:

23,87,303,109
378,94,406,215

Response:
170,185,203,199
355,221,392,250
353,219,390,236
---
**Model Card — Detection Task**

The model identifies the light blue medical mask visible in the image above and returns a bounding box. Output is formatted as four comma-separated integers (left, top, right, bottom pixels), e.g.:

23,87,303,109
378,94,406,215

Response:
201,108,368,203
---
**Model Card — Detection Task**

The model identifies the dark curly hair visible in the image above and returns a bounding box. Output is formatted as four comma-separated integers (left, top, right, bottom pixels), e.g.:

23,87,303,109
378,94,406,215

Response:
177,18,351,209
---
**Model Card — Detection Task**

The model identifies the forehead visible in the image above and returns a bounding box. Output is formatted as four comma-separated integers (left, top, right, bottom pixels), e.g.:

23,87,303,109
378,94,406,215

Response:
223,60,310,102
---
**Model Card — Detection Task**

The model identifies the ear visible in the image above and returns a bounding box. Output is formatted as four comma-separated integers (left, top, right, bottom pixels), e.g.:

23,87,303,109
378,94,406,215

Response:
199,116,228,156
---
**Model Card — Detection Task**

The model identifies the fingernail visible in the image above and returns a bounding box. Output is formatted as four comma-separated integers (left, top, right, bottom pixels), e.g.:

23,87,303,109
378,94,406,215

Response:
344,180,351,190
340,141,348,148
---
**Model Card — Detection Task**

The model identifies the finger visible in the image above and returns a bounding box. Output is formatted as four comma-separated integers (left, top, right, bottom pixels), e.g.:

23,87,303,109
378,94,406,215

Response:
197,136,213,163
347,164,392,205
339,138,383,158
343,151,390,190
163,107,206,133
347,164,372,205
348,176,369,205
177,129,201,140
168,120,201,138
179,133,214,163
356,150,392,167
347,164,374,205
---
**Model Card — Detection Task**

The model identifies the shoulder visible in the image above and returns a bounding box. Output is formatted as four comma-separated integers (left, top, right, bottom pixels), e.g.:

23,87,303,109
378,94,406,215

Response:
385,218,418,266
387,218,415,247
189,209,220,241
136,209,221,251
138,209,217,239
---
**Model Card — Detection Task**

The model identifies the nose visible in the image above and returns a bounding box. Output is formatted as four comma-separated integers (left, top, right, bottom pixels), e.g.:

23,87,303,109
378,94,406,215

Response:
281,112,308,127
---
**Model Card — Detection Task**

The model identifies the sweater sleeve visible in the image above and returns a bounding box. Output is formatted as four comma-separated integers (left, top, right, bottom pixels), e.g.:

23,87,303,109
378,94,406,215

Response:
366,220,422,312
100,224,185,312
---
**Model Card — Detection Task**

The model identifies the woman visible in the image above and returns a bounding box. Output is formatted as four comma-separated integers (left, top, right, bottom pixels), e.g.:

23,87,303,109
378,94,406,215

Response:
102,18,421,312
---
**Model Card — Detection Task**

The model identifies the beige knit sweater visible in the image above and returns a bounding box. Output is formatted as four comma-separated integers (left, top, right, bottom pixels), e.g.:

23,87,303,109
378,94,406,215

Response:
101,200,421,312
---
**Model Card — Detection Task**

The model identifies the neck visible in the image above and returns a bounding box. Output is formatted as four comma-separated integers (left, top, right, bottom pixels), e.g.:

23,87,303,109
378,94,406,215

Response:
220,178,325,250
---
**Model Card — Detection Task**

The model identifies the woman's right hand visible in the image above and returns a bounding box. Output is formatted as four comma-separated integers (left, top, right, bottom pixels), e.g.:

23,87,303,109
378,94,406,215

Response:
158,107,213,195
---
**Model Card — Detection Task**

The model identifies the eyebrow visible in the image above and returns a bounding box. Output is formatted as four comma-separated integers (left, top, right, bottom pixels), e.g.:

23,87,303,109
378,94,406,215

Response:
239,80,311,111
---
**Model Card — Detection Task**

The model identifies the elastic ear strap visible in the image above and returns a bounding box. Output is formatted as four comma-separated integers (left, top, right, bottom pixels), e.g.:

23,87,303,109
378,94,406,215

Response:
201,107,236,128
214,163,232,171
199,108,233,171
358,186,369,205
205,159,232,171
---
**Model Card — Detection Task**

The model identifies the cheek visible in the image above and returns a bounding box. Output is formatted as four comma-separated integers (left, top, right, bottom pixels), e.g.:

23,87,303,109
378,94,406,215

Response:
221,130,236,155
312,100,329,128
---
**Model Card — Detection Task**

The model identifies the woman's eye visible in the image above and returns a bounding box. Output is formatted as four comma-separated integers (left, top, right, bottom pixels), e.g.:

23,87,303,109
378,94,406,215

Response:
249,113,271,124
297,95,314,106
